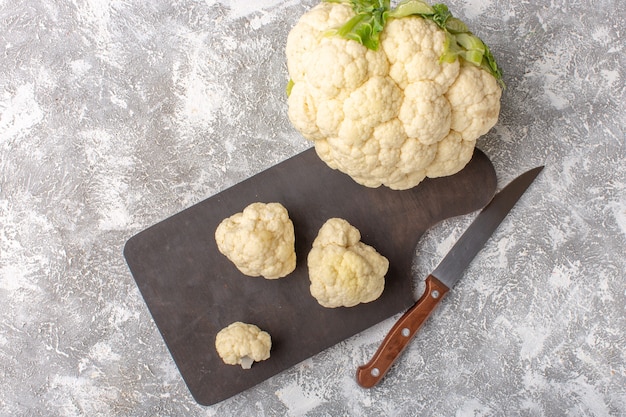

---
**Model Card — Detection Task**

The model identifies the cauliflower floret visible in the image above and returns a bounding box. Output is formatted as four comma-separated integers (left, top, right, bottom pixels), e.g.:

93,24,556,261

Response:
382,16,460,92
307,38,375,98
446,63,502,141
286,3,502,190
288,83,322,141
426,131,476,177
307,218,389,308
398,81,451,144
286,2,356,83
215,202,296,279
343,76,403,129
215,322,272,369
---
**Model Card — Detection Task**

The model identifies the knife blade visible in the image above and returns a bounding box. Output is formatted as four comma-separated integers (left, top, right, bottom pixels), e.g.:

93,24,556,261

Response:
356,166,544,388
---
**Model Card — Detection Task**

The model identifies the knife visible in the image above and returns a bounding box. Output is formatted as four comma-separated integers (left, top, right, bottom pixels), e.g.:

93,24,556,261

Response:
356,165,544,388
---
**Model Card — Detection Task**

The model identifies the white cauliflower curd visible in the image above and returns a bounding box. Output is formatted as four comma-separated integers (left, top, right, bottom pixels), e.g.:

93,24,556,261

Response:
307,218,389,308
286,0,503,189
215,322,272,369
215,202,296,279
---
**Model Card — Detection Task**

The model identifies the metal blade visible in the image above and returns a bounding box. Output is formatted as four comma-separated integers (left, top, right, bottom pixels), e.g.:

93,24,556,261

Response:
432,166,544,289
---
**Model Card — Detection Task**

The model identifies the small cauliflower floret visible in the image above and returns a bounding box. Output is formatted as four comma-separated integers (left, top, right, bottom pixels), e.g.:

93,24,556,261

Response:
215,202,296,279
286,1,503,190
307,218,389,308
215,322,272,369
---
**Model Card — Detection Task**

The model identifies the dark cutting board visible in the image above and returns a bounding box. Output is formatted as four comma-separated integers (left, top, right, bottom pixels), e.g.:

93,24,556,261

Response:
123,147,496,406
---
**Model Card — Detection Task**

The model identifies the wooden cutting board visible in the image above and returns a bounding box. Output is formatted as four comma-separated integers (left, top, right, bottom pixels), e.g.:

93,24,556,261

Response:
123,147,496,405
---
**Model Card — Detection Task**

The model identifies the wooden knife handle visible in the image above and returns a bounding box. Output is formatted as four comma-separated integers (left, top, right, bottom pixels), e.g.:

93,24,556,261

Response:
356,275,449,388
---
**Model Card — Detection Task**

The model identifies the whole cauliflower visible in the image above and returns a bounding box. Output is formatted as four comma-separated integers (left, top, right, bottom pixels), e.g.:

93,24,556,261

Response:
215,202,296,279
308,218,389,308
286,0,503,190
215,322,272,369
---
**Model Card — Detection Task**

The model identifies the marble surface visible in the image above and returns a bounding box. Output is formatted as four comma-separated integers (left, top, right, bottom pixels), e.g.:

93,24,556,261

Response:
0,0,624,415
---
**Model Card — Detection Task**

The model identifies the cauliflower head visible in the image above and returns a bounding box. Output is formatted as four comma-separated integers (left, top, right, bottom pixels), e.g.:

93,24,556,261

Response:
286,0,502,190
307,218,389,308
215,322,272,369
215,202,296,279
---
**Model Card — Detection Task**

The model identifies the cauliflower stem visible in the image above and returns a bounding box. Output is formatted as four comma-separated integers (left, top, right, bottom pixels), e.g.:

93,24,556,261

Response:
321,0,503,87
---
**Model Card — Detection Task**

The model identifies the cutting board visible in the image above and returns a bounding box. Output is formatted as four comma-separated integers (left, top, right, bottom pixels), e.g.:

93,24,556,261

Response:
123,147,496,405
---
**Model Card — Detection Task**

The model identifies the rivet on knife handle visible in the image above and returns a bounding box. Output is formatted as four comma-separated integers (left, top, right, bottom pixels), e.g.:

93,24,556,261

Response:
356,275,449,388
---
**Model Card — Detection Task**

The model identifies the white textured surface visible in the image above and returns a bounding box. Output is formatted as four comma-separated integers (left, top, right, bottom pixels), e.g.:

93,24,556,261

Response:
1,0,624,415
